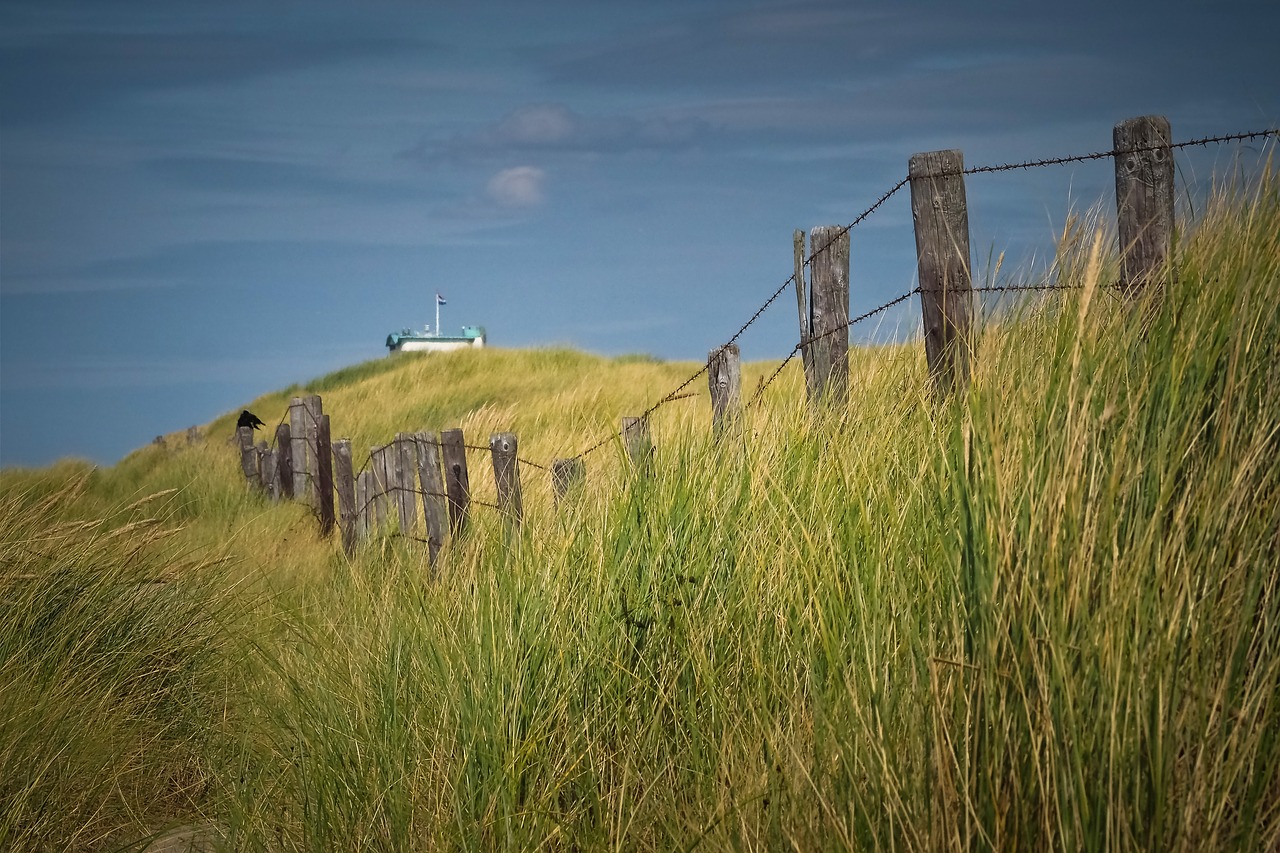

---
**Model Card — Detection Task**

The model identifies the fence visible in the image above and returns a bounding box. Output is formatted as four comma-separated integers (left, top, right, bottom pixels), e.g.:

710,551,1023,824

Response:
234,114,1277,563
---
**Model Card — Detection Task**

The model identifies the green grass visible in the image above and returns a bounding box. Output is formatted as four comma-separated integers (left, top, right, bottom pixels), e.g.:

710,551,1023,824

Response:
2,167,1277,850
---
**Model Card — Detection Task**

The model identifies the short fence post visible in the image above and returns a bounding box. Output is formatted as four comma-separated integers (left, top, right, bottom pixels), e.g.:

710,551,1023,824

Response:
909,149,974,398
275,423,295,500
414,432,449,569
315,413,335,536
1114,115,1175,297
807,225,850,405
261,444,280,500
394,433,418,533
355,469,372,543
289,398,308,500
440,428,471,535
372,444,391,530
707,344,742,433
333,439,357,555
621,416,653,472
551,458,586,505
793,229,815,390
490,432,524,527
237,426,259,487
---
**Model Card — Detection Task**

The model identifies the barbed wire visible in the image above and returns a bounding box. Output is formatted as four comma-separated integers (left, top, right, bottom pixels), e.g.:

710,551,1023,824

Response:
247,126,1276,509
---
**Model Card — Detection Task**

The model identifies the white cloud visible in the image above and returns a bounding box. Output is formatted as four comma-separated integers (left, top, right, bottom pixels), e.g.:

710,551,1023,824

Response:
486,166,546,208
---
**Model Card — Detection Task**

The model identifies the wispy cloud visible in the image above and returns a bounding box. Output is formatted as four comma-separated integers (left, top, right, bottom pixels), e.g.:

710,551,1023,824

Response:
402,102,709,165
487,166,546,208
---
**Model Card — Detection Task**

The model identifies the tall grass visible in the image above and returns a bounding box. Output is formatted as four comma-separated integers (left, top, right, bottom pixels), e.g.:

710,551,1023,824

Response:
3,167,1277,849
0,474,250,850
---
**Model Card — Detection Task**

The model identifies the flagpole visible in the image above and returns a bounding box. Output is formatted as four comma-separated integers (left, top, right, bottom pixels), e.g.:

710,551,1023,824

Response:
435,295,441,338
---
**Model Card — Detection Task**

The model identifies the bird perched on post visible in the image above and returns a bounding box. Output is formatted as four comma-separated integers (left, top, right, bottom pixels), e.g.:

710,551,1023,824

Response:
237,410,266,431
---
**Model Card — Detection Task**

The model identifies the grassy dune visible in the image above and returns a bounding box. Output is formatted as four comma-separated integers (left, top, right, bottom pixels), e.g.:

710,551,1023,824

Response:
2,169,1278,850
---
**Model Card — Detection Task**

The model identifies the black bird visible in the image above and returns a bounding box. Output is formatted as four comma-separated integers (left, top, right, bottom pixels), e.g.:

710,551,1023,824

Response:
237,410,266,431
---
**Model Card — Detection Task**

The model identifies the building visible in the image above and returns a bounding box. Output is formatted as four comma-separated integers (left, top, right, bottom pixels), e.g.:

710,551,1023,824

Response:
385,325,487,354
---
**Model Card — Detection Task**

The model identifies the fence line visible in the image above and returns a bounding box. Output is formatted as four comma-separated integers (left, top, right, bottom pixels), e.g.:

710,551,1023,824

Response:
229,115,1276,563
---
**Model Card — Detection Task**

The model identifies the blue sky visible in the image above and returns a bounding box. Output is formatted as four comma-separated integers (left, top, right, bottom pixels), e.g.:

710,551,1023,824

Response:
2,0,1277,467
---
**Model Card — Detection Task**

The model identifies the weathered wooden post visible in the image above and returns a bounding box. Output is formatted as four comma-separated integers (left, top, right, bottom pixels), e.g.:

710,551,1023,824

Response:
394,433,418,533
1114,115,1175,296
355,469,372,543
315,413,335,536
302,395,324,507
440,428,471,535
909,149,974,398
237,426,259,487
414,432,449,568
275,422,294,500
289,397,307,499
707,344,742,433
806,225,850,405
551,458,586,505
490,432,524,527
621,416,653,472
333,438,357,555
260,443,279,499
371,444,390,530
793,230,815,390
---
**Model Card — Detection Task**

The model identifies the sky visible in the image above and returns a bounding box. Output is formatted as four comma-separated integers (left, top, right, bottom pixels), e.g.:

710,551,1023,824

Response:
2,0,1277,467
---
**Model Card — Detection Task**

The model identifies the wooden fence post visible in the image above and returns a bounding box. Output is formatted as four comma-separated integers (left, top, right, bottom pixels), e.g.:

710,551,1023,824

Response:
237,426,259,487
793,229,815,390
490,432,524,527
707,344,742,433
807,225,850,405
275,422,294,500
289,397,307,499
394,433,418,533
414,432,449,569
372,444,390,531
356,469,372,543
440,428,471,535
551,458,586,505
315,413,335,536
621,416,652,471
259,443,278,499
333,439,356,555
302,395,324,507
909,149,974,398
1114,115,1175,296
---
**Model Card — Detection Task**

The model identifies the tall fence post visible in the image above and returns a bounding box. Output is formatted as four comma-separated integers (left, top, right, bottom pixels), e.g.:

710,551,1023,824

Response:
1114,115,1175,297
552,458,586,505
621,416,653,472
793,230,815,391
315,413,335,536
275,422,294,500
333,439,356,555
707,344,742,433
237,426,259,487
414,432,449,569
909,149,974,398
440,428,471,535
302,395,324,508
356,469,372,543
490,432,524,527
394,433,418,533
372,444,390,530
807,225,850,405
289,398,307,500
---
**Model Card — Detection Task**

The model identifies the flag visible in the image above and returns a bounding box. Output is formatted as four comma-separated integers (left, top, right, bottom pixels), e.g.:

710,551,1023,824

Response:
436,293,447,306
